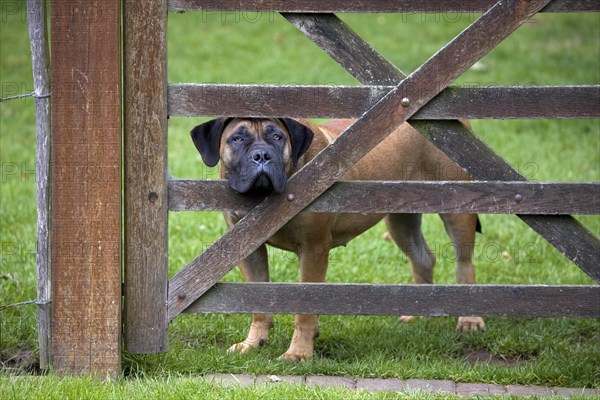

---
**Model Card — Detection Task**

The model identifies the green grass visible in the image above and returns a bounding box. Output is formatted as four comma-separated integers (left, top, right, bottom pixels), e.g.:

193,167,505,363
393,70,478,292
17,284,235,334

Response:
8,376,596,400
0,375,452,400
1,5,599,398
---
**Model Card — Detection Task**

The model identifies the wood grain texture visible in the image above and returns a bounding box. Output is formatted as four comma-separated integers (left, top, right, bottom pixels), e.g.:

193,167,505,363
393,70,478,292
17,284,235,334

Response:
185,283,600,318
168,84,599,119
27,0,51,371
169,0,597,13
167,0,552,321
124,0,169,354
290,12,600,281
50,0,121,376
168,180,600,215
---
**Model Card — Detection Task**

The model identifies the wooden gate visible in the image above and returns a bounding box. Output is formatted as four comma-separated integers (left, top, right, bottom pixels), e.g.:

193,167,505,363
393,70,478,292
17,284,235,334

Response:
123,0,600,354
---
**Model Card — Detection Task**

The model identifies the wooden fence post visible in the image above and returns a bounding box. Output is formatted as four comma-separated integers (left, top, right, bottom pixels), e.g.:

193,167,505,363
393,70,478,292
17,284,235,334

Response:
49,0,122,376
123,0,169,353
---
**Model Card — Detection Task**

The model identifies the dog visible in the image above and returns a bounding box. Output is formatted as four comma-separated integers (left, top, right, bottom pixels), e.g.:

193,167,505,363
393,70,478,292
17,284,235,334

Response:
191,117,484,362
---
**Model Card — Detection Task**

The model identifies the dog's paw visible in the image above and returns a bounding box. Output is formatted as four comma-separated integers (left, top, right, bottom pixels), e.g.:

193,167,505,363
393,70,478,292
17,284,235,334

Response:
456,317,485,332
278,349,313,363
227,339,264,354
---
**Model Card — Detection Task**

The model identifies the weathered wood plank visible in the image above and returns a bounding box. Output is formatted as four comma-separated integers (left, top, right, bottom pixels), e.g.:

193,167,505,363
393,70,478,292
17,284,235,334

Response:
289,12,600,281
168,84,600,119
284,13,402,85
168,180,600,215
519,215,600,280
124,0,169,354
413,120,600,282
168,84,389,118
185,283,600,318
414,85,600,120
169,0,598,13
27,0,51,371
167,0,552,321
50,0,121,376
284,13,406,84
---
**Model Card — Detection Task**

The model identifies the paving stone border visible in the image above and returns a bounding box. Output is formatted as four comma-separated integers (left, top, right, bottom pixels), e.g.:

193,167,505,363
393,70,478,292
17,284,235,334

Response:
205,374,600,397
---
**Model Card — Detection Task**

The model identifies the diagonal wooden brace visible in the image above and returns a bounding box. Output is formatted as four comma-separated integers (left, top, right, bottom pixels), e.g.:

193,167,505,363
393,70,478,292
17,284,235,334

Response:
167,0,553,321
284,12,600,282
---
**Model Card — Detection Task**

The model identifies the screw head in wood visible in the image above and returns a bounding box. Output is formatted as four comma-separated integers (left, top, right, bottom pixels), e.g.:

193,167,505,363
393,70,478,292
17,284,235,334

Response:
177,293,186,301
287,193,295,201
514,193,523,203
400,97,411,107
148,192,159,202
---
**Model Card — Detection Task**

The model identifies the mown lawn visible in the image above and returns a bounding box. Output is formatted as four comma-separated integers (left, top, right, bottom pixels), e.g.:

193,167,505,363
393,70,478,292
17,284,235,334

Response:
1,5,599,399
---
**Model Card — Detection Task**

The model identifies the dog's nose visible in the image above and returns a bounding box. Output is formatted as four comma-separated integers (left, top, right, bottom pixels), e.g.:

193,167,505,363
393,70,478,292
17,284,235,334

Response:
251,150,272,164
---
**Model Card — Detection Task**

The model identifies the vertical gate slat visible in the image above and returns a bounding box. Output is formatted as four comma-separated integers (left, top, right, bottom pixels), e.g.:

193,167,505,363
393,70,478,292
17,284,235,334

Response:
49,0,122,376
124,0,169,353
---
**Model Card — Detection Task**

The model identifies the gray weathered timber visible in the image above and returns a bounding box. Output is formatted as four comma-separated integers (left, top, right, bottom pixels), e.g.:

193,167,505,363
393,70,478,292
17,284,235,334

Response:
285,13,402,85
27,0,51,371
413,86,600,119
185,283,600,318
124,0,169,354
289,12,600,281
50,0,121,376
167,0,552,321
519,215,600,280
168,84,599,119
169,0,597,13
168,84,391,118
284,13,406,84
168,180,600,215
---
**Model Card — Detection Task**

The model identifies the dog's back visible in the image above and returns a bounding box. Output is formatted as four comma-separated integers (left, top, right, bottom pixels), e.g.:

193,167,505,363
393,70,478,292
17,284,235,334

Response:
319,119,471,182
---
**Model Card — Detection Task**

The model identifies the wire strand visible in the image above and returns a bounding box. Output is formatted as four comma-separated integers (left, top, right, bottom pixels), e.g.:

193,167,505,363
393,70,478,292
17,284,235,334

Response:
0,92,51,103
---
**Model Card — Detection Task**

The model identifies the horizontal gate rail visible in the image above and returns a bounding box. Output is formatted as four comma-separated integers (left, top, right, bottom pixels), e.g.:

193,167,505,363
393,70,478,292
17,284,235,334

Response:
168,84,600,119
185,283,600,318
168,180,600,215
168,0,598,13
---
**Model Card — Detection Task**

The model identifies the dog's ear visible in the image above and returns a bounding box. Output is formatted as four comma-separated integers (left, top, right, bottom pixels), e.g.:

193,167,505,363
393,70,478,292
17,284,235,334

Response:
190,118,231,167
278,118,314,166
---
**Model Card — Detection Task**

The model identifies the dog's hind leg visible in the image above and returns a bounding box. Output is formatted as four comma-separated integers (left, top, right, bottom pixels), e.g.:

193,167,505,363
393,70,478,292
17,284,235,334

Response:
439,213,485,332
384,214,436,323
228,244,274,354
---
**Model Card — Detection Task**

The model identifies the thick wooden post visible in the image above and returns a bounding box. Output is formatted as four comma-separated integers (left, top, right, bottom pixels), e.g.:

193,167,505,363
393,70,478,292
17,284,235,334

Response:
27,0,51,371
123,0,169,353
49,0,121,376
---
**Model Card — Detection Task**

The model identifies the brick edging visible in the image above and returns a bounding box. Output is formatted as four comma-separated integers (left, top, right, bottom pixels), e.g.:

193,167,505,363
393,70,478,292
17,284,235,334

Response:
205,374,600,397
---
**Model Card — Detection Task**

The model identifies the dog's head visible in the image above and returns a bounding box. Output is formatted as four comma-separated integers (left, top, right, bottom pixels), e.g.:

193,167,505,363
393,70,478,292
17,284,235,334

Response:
191,118,314,195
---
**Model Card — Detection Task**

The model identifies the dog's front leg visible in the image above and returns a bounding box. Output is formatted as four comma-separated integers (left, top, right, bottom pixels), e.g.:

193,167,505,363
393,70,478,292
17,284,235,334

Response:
228,244,273,354
281,243,330,362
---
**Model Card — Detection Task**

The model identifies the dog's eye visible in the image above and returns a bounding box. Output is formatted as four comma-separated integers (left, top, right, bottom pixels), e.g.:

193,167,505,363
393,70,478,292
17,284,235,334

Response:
272,134,281,141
